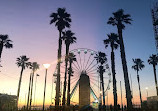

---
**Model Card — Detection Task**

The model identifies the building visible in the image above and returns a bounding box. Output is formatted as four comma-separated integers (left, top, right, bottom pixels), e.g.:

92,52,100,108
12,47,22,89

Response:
147,96,158,110
0,93,17,111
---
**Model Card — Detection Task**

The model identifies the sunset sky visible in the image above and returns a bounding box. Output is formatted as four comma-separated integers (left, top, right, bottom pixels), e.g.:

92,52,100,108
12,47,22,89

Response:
0,0,157,107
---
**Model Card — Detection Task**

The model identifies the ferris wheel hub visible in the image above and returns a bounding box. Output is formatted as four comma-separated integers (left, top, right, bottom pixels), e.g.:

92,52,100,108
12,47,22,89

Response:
81,70,87,75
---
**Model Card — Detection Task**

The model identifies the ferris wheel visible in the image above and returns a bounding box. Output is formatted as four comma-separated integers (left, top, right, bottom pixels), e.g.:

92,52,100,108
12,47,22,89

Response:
52,48,111,106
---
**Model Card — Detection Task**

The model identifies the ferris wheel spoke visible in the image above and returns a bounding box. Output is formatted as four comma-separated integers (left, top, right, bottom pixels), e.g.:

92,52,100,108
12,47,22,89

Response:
73,71,82,77
79,53,83,71
71,75,79,80
72,62,80,72
71,66,80,73
60,65,66,70
89,77,99,82
71,76,79,82
89,75,99,79
90,79,100,89
71,67,82,76
87,72,98,75
60,76,65,79
71,86,78,101
89,76,99,79
87,68,97,74
84,54,92,70
71,77,79,85
75,59,82,72
70,79,79,92
86,63,98,73
60,71,65,74
85,58,95,71
82,53,86,70
87,71,98,75
91,85,99,97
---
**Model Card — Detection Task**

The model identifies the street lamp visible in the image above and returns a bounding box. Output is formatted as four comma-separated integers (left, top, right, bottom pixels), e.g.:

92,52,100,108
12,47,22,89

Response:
145,87,148,98
42,64,50,111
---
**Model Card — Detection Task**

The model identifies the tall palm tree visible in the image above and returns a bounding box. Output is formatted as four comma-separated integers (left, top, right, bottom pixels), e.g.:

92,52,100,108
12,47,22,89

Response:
61,30,76,105
107,9,133,110
16,55,30,106
67,53,76,106
0,34,13,59
50,8,71,106
148,54,158,96
95,52,107,109
132,58,145,105
27,72,32,111
104,33,119,111
29,62,39,110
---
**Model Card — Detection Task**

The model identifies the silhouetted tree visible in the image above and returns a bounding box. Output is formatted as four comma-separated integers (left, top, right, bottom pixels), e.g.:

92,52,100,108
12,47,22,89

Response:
67,53,76,106
50,8,71,106
27,72,32,111
0,34,13,59
95,52,107,109
16,55,30,106
148,54,158,96
104,33,119,111
107,9,133,110
61,30,76,106
29,62,39,110
132,58,145,105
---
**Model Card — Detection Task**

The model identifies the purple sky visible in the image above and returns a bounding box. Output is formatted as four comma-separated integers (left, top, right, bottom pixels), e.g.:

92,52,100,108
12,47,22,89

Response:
0,0,157,106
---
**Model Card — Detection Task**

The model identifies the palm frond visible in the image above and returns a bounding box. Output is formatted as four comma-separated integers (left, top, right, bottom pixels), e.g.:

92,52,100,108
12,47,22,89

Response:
62,30,77,45
95,52,107,65
68,53,76,63
108,9,132,29
132,58,145,72
104,33,119,50
16,55,30,69
148,54,158,65
50,8,71,31
30,62,40,72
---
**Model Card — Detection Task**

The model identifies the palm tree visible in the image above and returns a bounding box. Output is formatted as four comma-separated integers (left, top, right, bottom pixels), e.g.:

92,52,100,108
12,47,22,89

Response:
132,58,145,105
29,62,39,110
50,8,71,106
104,33,119,111
148,54,158,96
26,72,32,111
0,34,13,59
107,9,133,110
95,52,107,109
61,30,76,105
67,53,76,106
16,55,30,106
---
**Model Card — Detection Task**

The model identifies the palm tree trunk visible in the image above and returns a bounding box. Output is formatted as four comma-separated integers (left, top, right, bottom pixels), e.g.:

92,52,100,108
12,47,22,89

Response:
29,71,35,111
100,67,106,109
0,43,3,60
111,48,118,111
137,71,142,105
55,31,62,107
27,73,32,111
153,65,158,96
117,25,133,110
17,66,24,107
43,69,48,111
67,61,72,106
62,45,69,106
